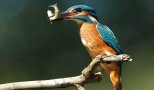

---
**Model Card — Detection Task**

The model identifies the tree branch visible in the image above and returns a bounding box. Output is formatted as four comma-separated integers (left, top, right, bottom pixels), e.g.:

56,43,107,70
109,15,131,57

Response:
0,54,132,90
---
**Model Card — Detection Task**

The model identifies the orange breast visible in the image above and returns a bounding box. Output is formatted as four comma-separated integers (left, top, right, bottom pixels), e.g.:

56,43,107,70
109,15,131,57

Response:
79,23,121,87
79,22,117,59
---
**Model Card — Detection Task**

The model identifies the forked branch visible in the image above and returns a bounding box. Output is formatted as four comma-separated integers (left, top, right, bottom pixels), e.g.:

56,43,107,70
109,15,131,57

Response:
0,54,132,90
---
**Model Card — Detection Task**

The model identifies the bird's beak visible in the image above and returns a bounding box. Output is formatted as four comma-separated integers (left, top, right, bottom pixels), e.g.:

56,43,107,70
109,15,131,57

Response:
61,11,75,20
47,3,75,23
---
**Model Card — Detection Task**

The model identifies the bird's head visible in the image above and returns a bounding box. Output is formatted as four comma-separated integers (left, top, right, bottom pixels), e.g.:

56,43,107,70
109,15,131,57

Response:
61,5,98,24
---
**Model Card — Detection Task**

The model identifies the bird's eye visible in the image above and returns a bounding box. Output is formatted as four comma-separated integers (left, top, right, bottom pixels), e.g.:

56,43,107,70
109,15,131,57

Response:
75,8,82,12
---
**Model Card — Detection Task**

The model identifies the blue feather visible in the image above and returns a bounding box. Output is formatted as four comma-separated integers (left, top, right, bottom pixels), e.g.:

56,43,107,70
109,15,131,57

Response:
74,15,93,23
66,5,97,17
67,5,95,12
96,23,123,54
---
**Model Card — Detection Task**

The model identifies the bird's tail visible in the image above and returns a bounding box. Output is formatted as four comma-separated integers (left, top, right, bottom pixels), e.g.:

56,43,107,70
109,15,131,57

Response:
100,62,122,90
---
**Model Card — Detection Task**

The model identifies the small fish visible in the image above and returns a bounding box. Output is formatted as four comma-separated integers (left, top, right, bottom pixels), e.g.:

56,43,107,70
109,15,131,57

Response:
47,3,60,24
47,10,54,18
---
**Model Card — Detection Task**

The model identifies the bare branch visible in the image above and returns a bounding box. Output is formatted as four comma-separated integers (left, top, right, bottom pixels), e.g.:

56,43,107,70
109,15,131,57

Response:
98,54,132,62
74,84,85,90
0,54,132,90
0,75,85,90
0,74,102,90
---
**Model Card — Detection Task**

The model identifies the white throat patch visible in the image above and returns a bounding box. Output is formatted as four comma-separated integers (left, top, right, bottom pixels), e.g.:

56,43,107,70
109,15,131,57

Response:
88,15,98,23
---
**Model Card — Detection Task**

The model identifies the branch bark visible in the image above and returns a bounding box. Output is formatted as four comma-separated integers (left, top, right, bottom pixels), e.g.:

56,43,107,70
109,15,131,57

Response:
0,54,132,90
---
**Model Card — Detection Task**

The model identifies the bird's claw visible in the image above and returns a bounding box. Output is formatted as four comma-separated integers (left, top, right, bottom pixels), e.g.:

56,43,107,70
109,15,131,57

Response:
121,54,133,61
96,54,132,62
96,54,108,60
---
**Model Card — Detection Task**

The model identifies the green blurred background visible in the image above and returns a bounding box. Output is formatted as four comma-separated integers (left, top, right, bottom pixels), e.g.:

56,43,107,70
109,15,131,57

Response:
0,0,154,90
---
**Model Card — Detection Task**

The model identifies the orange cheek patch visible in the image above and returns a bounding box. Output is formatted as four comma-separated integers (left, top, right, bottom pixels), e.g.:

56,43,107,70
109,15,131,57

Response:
78,12,90,16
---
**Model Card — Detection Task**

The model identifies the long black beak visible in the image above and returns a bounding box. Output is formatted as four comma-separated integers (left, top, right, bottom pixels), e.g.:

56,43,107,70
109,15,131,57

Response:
61,11,74,20
61,11,68,19
54,11,69,21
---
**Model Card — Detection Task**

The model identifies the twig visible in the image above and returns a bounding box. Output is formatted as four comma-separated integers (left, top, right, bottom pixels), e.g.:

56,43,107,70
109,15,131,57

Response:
0,54,132,90
74,84,85,90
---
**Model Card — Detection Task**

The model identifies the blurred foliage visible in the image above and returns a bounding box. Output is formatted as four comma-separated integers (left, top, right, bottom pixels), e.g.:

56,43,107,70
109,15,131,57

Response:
0,0,154,90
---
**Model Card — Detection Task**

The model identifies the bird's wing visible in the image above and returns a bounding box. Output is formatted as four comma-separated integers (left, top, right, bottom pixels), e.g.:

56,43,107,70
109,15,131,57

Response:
96,23,123,54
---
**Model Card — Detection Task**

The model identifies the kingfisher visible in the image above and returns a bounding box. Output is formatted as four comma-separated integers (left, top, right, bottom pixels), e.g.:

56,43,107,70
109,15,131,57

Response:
54,5,123,90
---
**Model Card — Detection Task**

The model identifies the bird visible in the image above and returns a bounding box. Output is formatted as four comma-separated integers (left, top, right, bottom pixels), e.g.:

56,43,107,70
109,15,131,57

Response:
59,5,123,90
